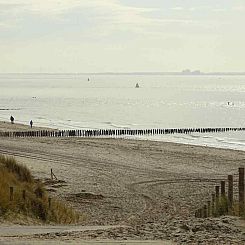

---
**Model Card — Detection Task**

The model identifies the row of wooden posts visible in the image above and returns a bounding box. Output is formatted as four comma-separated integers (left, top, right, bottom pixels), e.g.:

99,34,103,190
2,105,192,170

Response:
9,186,52,208
0,127,245,138
8,169,57,208
195,167,245,218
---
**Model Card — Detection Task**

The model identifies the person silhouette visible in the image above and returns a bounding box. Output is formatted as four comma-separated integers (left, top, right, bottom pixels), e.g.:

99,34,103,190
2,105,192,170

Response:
30,120,33,128
10,116,14,124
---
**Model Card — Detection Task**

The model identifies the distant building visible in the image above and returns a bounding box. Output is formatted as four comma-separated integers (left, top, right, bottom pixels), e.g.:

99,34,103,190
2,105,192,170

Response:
182,69,191,74
182,69,201,75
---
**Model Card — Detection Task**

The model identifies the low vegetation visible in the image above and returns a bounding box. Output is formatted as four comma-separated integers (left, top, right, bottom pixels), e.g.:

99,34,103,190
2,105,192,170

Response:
0,154,80,224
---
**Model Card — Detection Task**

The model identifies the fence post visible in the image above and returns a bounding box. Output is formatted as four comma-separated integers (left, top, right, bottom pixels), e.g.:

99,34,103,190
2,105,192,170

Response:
48,197,52,209
22,190,26,200
211,193,215,216
10,187,13,201
215,186,220,216
239,167,245,216
203,205,208,218
228,175,233,210
207,201,211,217
50,168,57,180
221,181,225,197
220,180,227,215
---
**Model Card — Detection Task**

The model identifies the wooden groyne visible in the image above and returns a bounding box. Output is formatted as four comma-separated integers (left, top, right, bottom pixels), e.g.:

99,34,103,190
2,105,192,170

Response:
0,127,244,138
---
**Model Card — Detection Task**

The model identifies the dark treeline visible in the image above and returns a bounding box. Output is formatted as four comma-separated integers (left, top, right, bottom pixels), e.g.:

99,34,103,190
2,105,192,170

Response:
0,127,245,138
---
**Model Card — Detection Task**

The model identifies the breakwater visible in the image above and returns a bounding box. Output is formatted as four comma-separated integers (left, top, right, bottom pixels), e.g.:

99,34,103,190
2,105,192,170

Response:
0,127,244,138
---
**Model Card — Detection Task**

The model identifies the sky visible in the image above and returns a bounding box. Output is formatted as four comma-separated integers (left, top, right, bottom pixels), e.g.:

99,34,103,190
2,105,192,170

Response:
0,0,245,73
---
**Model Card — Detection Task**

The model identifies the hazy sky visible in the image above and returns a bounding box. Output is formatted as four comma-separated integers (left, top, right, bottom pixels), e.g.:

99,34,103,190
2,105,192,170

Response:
0,0,245,73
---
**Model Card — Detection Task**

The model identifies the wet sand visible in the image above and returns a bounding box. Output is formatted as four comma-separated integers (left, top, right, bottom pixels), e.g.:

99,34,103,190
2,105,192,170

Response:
0,121,54,132
0,121,245,244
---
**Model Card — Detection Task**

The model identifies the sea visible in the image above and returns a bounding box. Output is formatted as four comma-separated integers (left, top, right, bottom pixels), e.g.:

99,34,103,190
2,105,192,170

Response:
1,73,245,151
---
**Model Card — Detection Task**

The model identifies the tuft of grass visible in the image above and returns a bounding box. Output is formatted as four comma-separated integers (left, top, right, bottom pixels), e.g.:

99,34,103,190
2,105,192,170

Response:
214,196,228,217
0,154,80,224
0,154,33,183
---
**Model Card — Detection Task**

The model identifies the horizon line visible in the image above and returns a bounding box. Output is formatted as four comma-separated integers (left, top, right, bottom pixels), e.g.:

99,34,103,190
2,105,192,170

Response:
1,71,245,76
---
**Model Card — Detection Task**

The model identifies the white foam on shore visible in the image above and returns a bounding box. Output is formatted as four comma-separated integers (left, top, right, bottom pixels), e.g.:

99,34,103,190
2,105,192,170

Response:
121,132,245,151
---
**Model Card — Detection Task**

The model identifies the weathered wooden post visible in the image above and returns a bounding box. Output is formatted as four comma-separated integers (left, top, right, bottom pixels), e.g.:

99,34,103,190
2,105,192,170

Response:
228,175,233,210
199,208,202,218
199,208,203,218
50,168,57,180
220,180,227,215
239,167,245,216
10,187,13,201
212,193,215,216
215,185,220,216
221,181,225,197
22,190,26,200
196,209,200,218
203,205,208,218
48,197,52,209
207,201,211,217
215,185,220,198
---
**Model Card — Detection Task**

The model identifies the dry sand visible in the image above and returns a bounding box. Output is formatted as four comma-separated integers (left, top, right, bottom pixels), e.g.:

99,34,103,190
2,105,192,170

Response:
0,121,245,244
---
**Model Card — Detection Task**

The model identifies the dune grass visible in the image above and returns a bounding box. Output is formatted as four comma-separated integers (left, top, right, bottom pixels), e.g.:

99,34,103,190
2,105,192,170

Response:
0,154,80,224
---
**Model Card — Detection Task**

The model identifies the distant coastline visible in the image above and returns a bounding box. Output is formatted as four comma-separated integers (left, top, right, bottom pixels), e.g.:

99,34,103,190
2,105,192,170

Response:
1,71,245,76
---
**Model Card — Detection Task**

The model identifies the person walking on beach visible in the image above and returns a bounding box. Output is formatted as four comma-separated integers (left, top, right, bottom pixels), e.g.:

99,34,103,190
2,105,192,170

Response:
30,120,33,128
10,115,14,124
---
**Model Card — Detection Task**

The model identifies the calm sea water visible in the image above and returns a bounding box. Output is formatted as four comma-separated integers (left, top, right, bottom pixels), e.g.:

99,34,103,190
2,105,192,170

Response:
1,73,245,150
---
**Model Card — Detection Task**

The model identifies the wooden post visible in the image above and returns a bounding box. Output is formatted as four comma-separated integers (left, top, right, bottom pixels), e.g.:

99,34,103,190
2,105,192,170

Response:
10,187,13,201
48,197,52,209
22,190,26,200
50,168,57,180
221,180,227,215
221,181,225,197
215,186,220,216
196,209,201,218
239,167,245,216
203,205,208,218
195,209,199,218
215,185,220,198
196,209,200,218
207,201,211,217
199,208,202,218
228,175,233,209
212,193,215,216
199,208,203,218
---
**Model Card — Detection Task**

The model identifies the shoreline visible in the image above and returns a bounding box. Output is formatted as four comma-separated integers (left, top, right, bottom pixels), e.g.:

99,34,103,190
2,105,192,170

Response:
0,120,55,132
1,120,245,153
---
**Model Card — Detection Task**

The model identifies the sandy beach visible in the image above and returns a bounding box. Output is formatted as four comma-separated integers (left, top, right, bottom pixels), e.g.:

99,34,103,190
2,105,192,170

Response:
0,121,245,244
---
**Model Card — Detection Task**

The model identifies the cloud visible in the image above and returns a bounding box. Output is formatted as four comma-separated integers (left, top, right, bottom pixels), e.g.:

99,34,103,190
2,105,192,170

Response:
232,5,245,11
0,0,237,40
0,0,80,14
212,8,227,12
0,0,157,31
0,0,154,16
171,7,184,11
0,0,164,39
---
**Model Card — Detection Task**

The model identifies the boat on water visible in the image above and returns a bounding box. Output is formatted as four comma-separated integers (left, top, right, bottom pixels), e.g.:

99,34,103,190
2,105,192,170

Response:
135,83,140,88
